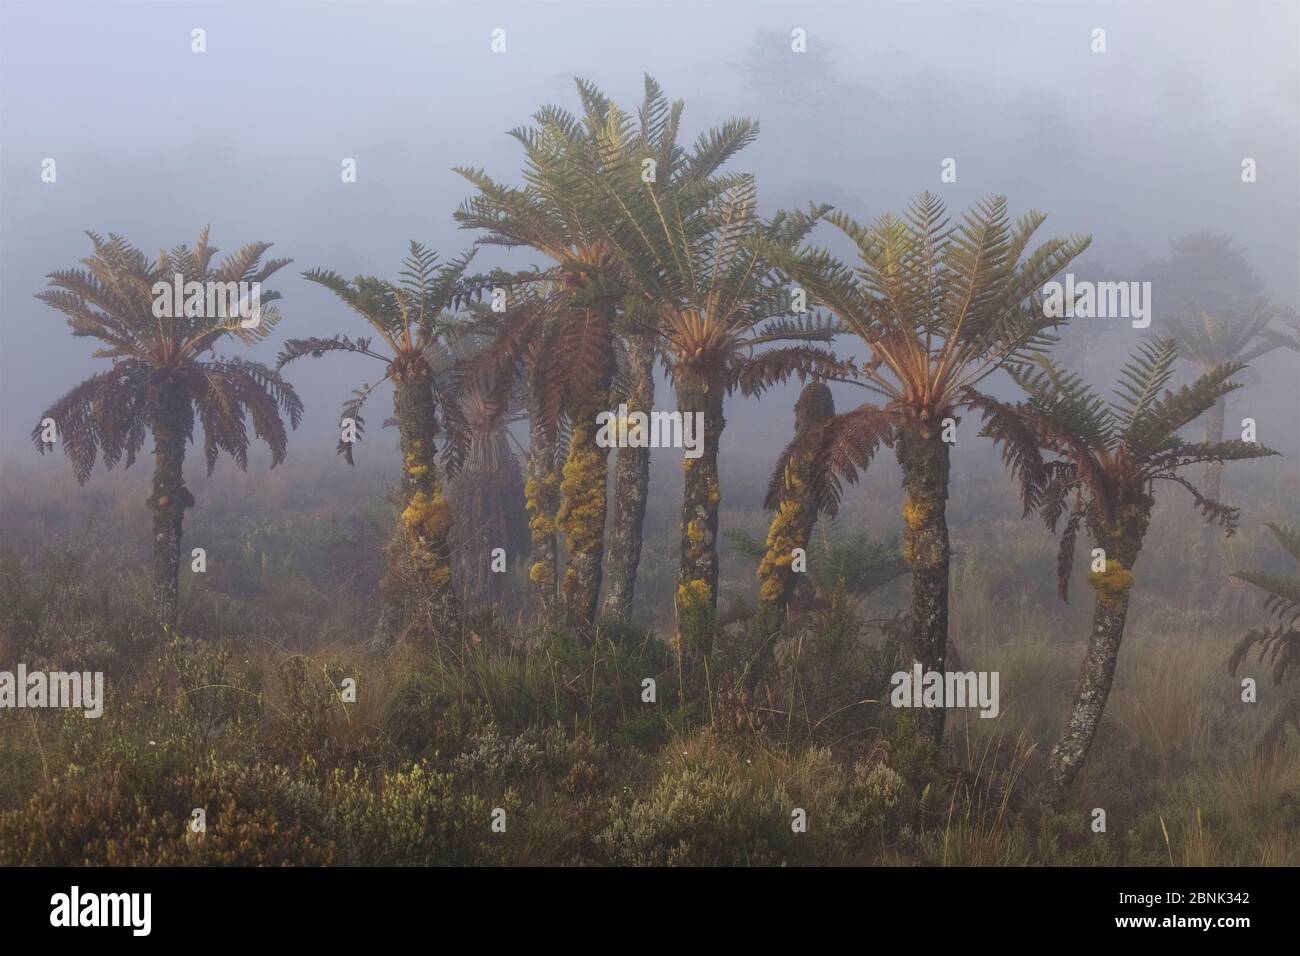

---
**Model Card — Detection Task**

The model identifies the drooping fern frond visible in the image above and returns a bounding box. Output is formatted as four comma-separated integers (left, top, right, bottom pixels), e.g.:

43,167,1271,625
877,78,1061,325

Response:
966,388,1049,515
794,403,897,516
33,228,300,483
276,334,388,369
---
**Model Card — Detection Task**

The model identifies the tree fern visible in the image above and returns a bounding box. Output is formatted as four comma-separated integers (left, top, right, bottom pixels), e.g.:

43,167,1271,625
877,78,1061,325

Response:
1229,523,1300,749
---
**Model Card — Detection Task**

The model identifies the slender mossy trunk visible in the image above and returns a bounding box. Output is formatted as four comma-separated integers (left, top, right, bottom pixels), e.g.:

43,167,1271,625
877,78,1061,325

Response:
1045,502,1150,807
524,410,561,621
601,335,654,621
674,368,725,667
896,426,952,745
147,377,195,629
377,360,457,642
557,376,614,638
1193,395,1227,571
757,383,835,622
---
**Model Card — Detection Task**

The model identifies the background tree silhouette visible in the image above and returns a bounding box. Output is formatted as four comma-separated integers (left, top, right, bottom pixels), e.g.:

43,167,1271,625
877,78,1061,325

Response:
1164,302,1298,570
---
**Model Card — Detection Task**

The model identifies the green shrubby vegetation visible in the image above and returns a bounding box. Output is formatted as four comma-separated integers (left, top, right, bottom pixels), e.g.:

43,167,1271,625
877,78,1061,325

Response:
2,464,1295,865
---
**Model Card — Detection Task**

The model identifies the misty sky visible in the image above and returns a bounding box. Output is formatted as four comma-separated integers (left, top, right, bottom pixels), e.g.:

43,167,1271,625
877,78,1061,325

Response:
2,0,1297,486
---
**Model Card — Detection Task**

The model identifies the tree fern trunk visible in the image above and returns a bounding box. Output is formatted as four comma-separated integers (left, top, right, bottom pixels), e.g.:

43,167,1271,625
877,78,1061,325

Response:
147,378,194,629
1045,522,1146,807
675,368,725,666
448,449,525,610
896,427,952,745
601,335,654,620
557,387,612,637
525,410,561,621
757,383,834,621
378,361,457,643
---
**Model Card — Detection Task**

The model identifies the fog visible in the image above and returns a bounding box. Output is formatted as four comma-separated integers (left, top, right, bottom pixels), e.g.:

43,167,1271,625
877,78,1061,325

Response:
2,0,1297,491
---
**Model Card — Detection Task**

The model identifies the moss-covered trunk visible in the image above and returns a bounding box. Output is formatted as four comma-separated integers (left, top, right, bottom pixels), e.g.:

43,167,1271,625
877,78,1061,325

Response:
147,376,195,628
557,384,613,637
757,383,835,619
524,410,561,621
896,427,952,745
1045,506,1149,806
601,335,654,621
378,360,457,640
674,368,725,666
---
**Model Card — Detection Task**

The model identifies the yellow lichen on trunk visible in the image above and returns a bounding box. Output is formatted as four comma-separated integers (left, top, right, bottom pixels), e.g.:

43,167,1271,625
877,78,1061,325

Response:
557,436,606,556
556,393,610,630
757,473,807,607
675,576,715,659
528,561,555,588
523,459,560,604
755,384,834,620
1087,560,1134,605
676,578,712,611
525,473,558,538
401,488,452,547
386,365,458,618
